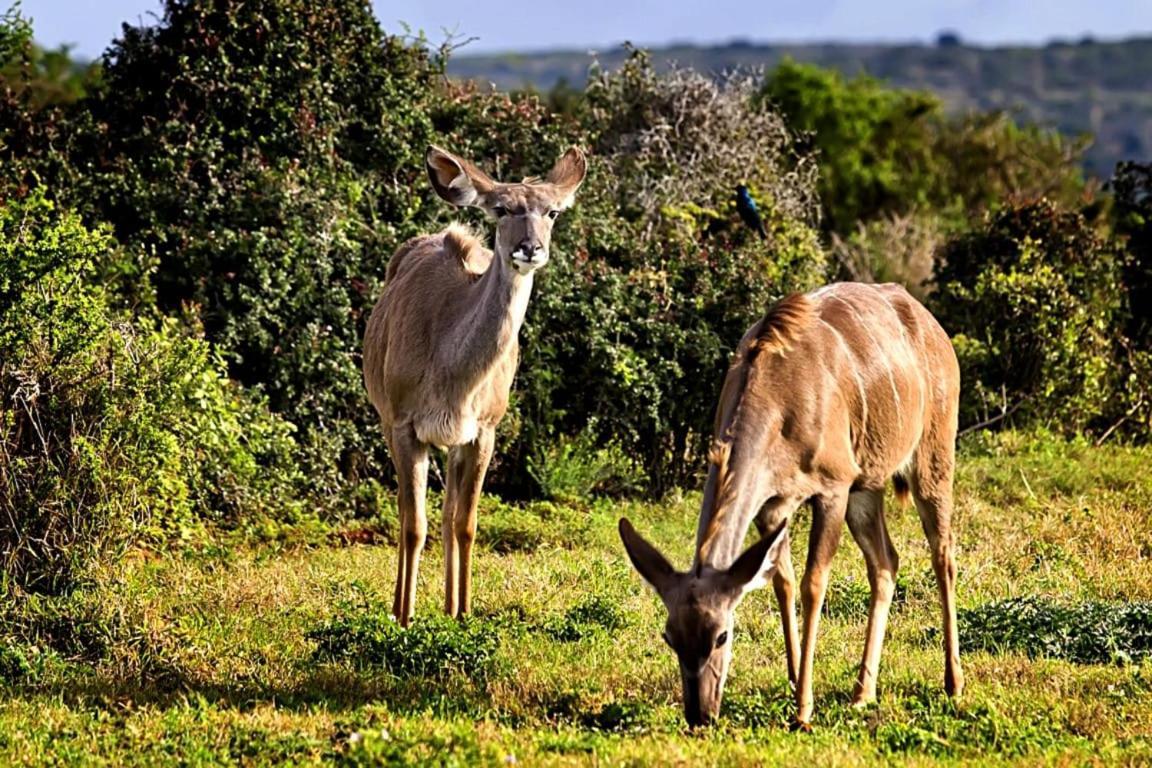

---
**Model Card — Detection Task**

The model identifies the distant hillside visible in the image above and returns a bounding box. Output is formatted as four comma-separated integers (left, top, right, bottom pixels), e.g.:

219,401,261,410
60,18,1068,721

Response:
448,37,1152,178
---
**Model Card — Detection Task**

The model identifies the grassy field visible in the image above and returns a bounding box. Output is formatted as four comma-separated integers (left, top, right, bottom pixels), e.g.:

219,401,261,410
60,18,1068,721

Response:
1,431,1150,766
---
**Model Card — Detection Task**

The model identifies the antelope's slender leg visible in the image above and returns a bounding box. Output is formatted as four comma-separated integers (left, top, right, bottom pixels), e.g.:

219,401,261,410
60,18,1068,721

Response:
911,472,964,699
392,506,407,620
845,488,899,706
452,427,495,616
796,490,849,726
387,433,406,619
391,424,429,627
442,447,464,617
774,544,801,688
756,501,801,687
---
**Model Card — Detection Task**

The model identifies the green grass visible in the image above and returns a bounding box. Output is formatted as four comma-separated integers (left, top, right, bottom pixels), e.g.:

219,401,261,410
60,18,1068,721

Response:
0,431,1150,765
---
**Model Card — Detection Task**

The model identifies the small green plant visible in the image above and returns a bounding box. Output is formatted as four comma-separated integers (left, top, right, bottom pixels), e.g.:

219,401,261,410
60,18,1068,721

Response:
528,424,642,501
309,611,504,684
541,595,627,642
578,699,654,733
0,641,35,683
960,596,1152,664
475,498,592,554
721,688,794,729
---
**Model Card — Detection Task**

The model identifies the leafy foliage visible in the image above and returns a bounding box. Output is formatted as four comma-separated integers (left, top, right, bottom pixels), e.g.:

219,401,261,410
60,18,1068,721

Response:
510,50,824,494
68,0,444,504
760,60,942,233
541,595,627,642
527,422,641,501
0,192,302,593
310,610,503,684
761,60,1088,238
960,596,1152,665
932,199,1123,433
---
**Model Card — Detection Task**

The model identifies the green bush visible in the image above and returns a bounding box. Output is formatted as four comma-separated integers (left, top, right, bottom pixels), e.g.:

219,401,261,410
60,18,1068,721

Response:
510,50,825,494
0,192,302,593
309,611,503,684
527,422,642,501
760,59,942,233
761,60,1088,238
932,200,1123,433
541,595,627,642
61,0,445,507
960,596,1152,664
1113,161,1152,344
1110,161,1152,439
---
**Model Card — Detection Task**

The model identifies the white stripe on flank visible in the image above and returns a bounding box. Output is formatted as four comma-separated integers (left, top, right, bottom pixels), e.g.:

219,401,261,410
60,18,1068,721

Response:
830,294,903,431
820,318,868,440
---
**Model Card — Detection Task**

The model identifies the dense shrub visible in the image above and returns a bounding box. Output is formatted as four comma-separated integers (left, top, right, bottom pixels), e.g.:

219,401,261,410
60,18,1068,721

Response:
932,200,1123,433
526,423,642,501
1110,162,1152,439
760,59,942,233
65,0,445,505
1113,161,1152,345
761,60,1088,238
310,610,503,683
510,50,825,493
960,596,1152,664
0,193,302,593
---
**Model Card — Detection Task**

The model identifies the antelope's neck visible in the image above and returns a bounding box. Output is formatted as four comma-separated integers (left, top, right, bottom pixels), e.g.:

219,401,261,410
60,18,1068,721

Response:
691,415,781,571
449,251,534,381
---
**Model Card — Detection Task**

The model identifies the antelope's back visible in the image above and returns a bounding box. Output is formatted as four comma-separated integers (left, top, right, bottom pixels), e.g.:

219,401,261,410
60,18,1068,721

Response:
760,282,959,486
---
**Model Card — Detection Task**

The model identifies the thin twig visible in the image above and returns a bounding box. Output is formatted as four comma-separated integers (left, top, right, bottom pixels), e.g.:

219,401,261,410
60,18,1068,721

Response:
1018,468,1036,500
1095,395,1146,447
958,396,1029,437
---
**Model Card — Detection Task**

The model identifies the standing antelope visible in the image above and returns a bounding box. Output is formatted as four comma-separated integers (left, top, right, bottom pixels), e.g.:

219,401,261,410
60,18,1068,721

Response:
363,145,586,626
619,282,963,729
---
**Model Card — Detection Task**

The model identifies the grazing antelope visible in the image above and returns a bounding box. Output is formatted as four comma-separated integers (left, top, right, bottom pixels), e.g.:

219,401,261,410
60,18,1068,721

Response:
364,145,586,626
619,282,963,729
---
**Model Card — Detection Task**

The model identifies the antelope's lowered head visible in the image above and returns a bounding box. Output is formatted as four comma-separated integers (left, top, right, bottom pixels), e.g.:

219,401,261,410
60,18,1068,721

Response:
426,145,586,276
618,518,789,727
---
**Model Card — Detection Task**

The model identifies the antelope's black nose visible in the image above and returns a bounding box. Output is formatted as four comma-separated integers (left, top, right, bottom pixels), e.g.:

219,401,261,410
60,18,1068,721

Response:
515,239,543,257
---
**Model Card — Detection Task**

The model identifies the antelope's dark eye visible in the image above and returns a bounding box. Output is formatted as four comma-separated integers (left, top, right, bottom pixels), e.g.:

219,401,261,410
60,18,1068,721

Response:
715,631,728,648
547,209,560,220
492,205,508,218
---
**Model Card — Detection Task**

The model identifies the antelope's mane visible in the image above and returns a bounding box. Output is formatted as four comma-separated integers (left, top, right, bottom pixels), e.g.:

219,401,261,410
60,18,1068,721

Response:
444,223,483,259
698,293,815,559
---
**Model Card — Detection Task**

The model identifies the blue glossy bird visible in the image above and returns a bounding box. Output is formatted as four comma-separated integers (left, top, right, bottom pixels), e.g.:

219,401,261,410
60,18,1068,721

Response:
735,184,767,240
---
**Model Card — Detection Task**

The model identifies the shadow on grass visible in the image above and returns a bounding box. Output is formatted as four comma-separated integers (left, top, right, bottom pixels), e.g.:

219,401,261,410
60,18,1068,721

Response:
7,661,498,717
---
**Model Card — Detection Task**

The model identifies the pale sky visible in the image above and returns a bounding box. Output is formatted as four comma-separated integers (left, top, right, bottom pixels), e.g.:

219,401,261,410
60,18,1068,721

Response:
20,0,1152,59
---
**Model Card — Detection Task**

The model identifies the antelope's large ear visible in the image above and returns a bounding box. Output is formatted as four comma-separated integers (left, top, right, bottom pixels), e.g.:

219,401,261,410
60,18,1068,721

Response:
426,146,496,207
619,518,677,597
546,147,587,209
721,522,789,597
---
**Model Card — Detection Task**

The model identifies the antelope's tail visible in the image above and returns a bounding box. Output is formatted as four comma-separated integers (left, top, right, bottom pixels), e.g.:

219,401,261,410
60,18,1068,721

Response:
892,475,911,506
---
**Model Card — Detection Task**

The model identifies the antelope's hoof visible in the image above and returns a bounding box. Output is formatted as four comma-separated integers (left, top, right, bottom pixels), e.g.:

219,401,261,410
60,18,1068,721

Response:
789,718,813,734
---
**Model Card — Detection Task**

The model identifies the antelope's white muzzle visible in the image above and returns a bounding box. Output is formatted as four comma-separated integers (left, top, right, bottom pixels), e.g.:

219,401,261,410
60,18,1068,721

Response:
510,246,549,275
